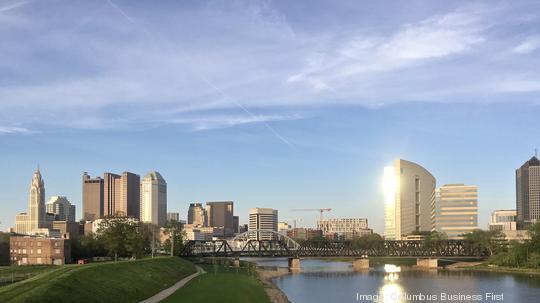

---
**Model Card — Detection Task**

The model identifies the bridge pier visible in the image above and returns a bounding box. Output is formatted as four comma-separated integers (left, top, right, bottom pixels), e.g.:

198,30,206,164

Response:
352,258,370,271
416,258,438,269
288,257,301,272
233,257,240,268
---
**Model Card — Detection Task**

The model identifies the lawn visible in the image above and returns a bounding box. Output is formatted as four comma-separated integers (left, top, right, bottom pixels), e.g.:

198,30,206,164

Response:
162,264,271,303
0,257,196,303
0,265,57,286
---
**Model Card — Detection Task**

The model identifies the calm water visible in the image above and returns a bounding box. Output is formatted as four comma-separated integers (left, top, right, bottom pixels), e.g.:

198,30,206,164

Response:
247,258,540,303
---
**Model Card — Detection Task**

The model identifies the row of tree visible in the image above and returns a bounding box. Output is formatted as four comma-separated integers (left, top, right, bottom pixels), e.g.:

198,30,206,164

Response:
305,224,540,270
71,217,184,262
488,223,540,268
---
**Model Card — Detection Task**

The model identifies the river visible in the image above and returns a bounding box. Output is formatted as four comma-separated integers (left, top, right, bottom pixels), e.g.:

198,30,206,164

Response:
247,258,540,303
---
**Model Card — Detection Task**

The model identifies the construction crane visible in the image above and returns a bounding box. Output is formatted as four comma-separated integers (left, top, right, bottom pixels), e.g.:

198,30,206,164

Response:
291,208,332,222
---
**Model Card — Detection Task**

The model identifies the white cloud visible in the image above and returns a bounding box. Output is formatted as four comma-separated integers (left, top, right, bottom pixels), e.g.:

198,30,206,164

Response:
513,36,540,54
0,126,35,134
289,9,487,90
164,114,303,131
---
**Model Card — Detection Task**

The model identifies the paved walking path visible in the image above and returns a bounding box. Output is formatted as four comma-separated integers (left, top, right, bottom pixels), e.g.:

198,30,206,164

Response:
139,265,206,303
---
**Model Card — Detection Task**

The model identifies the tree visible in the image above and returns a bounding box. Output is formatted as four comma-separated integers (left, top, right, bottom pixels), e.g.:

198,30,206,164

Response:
351,233,384,250
97,217,135,261
163,220,184,256
463,229,506,256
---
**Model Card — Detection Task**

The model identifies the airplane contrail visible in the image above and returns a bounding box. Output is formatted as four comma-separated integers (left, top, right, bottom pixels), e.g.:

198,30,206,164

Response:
103,0,295,148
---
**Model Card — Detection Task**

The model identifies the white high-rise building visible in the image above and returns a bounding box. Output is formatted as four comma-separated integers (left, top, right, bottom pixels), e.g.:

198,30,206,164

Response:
140,171,167,227
249,208,278,240
15,169,47,235
431,184,478,239
46,196,76,222
384,159,436,240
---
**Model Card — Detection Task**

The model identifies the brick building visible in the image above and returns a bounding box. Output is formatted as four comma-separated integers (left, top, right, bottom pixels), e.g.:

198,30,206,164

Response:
10,236,71,265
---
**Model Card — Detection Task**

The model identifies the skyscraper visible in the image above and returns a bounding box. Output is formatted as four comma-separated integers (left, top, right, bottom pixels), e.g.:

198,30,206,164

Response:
46,196,76,222
187,203,206,226
28,168,46,232
15,169,46,235
384,159,436,240
206,201,234,236
140,171,167,227
103,172,121,217
102,172,140,218
120,172,140,219
82,173,104,221
249,208,278,240
516,156,540,229
431,184,478,239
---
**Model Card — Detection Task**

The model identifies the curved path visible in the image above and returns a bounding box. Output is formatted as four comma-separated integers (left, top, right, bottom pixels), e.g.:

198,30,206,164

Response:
139,265,206,303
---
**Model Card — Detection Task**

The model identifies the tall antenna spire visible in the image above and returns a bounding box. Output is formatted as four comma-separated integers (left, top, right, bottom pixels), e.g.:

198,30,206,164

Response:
536,148,538,158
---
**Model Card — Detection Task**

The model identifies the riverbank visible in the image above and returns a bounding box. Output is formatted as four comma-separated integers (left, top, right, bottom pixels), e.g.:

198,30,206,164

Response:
448,262,540,276
256,266,291,303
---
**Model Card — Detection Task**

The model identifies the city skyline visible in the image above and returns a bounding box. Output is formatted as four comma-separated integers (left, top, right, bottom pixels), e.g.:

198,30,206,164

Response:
1,0,540,233
1,152,535,235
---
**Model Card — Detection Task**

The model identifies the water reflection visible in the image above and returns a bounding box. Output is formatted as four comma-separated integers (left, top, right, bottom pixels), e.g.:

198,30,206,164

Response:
378,266,406,303
248,258,540,303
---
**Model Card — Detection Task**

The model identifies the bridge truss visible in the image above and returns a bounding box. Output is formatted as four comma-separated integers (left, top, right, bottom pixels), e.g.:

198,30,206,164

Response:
180,231,488,258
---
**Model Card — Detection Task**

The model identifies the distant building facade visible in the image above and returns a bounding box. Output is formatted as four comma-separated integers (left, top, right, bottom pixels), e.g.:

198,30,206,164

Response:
184,226,225,240
15,169,50,235
318,218,372,240
278,222,290,235
187,203,206,226
46,196,76,222
52,221,81,239
167,212,180,222
85,171,140,220
516,156,540,229
286,228,323,241
489,209,517,231
249,208,278,240
384,159,436,240
82,173,104,221
206,201,234,236
233,216,239,234
140,171,167,227
431,184,478,239
10,236,71,265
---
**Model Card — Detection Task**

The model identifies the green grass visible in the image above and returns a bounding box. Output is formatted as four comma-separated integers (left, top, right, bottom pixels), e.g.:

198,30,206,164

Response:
0,257,196,303
0,265,57,286
162,264,271,303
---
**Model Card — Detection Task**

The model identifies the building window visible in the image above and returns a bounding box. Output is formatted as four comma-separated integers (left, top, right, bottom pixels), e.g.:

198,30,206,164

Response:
37,242,42,247
37,249,42,254
54,249,60,254
37,257,42,264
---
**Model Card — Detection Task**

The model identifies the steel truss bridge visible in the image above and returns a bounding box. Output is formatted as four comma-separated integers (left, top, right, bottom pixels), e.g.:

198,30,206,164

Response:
180,230,488,258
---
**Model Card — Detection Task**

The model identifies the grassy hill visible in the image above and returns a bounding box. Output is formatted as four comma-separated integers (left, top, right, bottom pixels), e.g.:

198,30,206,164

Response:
0,257,196,303
162,264,271,303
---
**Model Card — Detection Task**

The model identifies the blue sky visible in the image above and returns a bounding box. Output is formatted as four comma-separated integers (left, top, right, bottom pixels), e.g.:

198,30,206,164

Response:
1,0,539,233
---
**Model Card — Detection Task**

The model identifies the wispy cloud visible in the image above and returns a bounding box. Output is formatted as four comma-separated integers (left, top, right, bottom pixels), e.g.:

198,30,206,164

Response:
0,0,28,13
513,36,540,54
167,113,303,131
288,9,487,90
0,126,36,134
0,1,539,134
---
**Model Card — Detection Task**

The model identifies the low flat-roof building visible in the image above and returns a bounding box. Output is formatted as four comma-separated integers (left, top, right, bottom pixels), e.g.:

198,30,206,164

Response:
10,236,71,265
489,209,517,231
318,218,372,240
